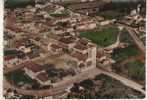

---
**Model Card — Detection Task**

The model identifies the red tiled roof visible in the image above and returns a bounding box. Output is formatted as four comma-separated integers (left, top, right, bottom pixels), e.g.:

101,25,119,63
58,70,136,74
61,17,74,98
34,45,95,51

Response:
23,61,43,73
79,63,85,68
59,38,72,44
15,38,29,48
104,48,111,51
71,51,88,61
96,52,103,58
59,37,75,44
15,41,24,48
37,72,49,82
78,38,88,45
4,56,15,61
88,44,95,47
95,16,104,21
78,21,95,26
58,42,68,49
50,44,61,50
87,61,92,66
74,43,88,50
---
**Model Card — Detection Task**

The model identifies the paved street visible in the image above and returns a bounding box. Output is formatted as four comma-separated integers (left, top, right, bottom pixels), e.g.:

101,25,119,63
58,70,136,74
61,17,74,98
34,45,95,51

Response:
99,68,145,94
4,66,145,97
126,27,145,54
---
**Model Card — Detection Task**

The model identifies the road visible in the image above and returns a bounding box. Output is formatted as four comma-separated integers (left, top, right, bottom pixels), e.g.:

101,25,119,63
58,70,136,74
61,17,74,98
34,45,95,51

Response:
126,27,145,54
4,67,145,97
99,68,145,94
116,23,145,54
4,67,102,97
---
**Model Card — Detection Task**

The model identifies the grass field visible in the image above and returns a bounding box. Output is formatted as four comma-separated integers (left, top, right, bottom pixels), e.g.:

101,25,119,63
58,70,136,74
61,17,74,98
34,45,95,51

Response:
6,70,38,86
80,26,119,46
5,0,35,8
50,12,69,17
96,11,124,20
112,45,140,62
120,30,133,44
126,60,145,80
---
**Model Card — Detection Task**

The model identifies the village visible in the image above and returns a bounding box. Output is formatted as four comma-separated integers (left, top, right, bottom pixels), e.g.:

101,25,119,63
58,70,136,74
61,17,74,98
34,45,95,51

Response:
3,0,145,99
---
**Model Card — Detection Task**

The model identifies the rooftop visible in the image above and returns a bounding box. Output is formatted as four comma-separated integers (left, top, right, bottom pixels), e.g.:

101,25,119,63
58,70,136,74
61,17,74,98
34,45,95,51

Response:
36,72,49,82
50,44,61,50
4,56,16,61
23,61,44,73
71,51,88,61
78,38,89,45
74,43,88,50
58,37,75,44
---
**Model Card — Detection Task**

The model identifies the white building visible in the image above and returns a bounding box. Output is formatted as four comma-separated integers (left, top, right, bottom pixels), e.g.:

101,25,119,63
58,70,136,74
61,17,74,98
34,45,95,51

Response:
48,36,97,71
23,61,51,86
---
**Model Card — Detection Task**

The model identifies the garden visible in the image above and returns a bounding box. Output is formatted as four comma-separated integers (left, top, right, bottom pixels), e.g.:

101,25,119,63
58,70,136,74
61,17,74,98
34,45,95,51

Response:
126,60,145,81
67,74,145,99
112,45,140,62
96,10,124,20
49,10,69,18
6,70,38,86
80,26,119,47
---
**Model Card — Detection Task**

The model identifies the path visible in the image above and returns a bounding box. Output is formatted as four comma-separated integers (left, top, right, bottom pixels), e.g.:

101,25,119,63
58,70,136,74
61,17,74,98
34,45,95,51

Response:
4,67,145,97
116,23,145,54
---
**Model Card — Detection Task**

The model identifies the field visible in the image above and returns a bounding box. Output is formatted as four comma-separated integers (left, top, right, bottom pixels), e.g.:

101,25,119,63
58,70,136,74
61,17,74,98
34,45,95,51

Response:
80,26,119,46
49,10,69,18
6,70,38,86
112,45,140,62
67,74,145,99
96,11,124,20
120,29,133,44
113,60,145,84
5,0,35,8
50,13,68,17
126,60,145,81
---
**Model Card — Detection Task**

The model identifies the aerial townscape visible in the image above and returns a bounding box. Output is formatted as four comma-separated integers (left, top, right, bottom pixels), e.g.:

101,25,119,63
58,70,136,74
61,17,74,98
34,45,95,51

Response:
3,0,146,99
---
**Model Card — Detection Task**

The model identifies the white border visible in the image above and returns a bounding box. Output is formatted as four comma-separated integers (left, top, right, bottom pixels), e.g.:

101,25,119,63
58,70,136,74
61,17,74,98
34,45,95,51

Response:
0,0,4,99
0,0,146,100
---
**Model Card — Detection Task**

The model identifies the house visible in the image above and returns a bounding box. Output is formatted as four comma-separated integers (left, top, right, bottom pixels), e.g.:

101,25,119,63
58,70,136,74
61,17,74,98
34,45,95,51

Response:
69,38,97,71
4,56,20,67
54,28,65,35
70,51,88,62
36,72,51,86
4,40,8,47
76,21,97,31
18,46,32,54
58,37,76,49
48,35,97,71
23,61,52,85
48,36,76,54
48,43,63,54
5,49,25,58
102,58,115,65
23,61,44,79
100,20,114,26
96,52,106,62
95,16,104,22
139,26,145,33
4,49,26,67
